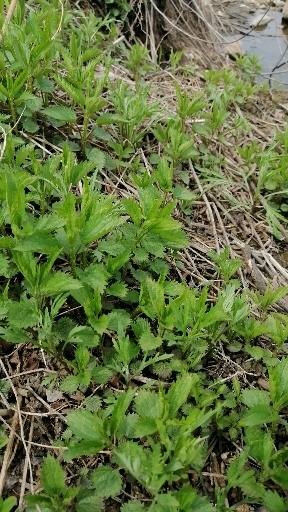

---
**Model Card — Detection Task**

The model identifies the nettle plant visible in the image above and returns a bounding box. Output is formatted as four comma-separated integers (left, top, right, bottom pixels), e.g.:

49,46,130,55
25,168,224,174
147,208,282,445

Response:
1,1,288,511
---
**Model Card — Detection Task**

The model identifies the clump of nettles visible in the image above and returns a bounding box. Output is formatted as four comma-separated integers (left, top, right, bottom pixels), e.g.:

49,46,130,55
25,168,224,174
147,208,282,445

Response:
152,361,172,379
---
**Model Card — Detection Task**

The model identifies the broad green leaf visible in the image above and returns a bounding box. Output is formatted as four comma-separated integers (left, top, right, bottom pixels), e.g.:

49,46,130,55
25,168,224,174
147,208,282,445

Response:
0,254,10,277
40,272,82,296
22,118,39,133
134,389,162,419
138,330,162,352
146,218,188,249
67,410,105,442
75,346,90,370
107,249,131,274
14,233,62,253
91,465,122,498
273,357,288,396
167,373,195,417
117,413,139,439
68,326,100,348
271,468,288,489
122,198,142,227
42,106,76,123
121,501,144,512
241,388,270,408
173,185,196,201
107,281,128,298
263,490,287,512
114,441,143,479
35,76,55,93
12,251,37,288
110,389,135,436
7,297,38,329
0,327,31,343
133,417,158,437
154,493,179,508
41,454,65,496
146,277,165,318
240,405,277,426
106,309,131,331
81,213,124,245
15,92,42,112
64,440,104,461
176,485,214,512
244,427,273,464
77,264,109,293
60,375,79,393
6,173,25,233
92,365,113,384
76,493,103,512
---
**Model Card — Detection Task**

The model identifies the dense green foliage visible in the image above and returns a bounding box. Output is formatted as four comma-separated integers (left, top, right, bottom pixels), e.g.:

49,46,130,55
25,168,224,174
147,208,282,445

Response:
0,0,288,511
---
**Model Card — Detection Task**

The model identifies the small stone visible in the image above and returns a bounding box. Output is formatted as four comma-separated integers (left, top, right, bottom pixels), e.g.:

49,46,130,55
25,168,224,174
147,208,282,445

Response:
235,505,250,512
224,41,245,58
250,13,272,27
273,0,285,8
46,389,63,402
283,0,288,19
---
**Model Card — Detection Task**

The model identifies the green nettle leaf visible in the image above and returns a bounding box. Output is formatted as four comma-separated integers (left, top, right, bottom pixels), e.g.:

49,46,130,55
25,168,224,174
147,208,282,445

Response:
133,417,158,437
40,272,82,296
272,357,288,397
146,277,165,318
68,325,100,348
271,468,288,489
110,389,135,436
91,465,122,498
167,373,195,417
81,212,124,245
122,197,142,227
106,309,131,331
22,118,39,133
0,327,31,344
35,76,55,93
41,454,65,496
92,365,113,384
241,388,270,408
176,484,215,512
15,92,43,112
0,253,10,277
107,281,128,298
263,490,287,512
138,330,162,352
76,493,103,512
77,264,109,293
7,297,38,329
64,440,104,461
240,405,277,426
67,410,105,442
60,375,79,393
14,232,62,253
120,501,144,512
42,105,76,123
113,441,143,480
134,389,162,419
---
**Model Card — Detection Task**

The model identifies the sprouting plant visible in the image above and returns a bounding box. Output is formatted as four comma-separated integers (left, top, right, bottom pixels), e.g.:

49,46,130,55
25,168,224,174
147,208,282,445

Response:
125,42,154,84
235,53,263,81
25,455,79,512
169,48,184,71
175,82,206,131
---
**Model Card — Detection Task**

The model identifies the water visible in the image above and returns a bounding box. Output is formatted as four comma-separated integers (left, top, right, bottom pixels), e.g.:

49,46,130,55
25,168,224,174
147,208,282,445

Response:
230,8,288,88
